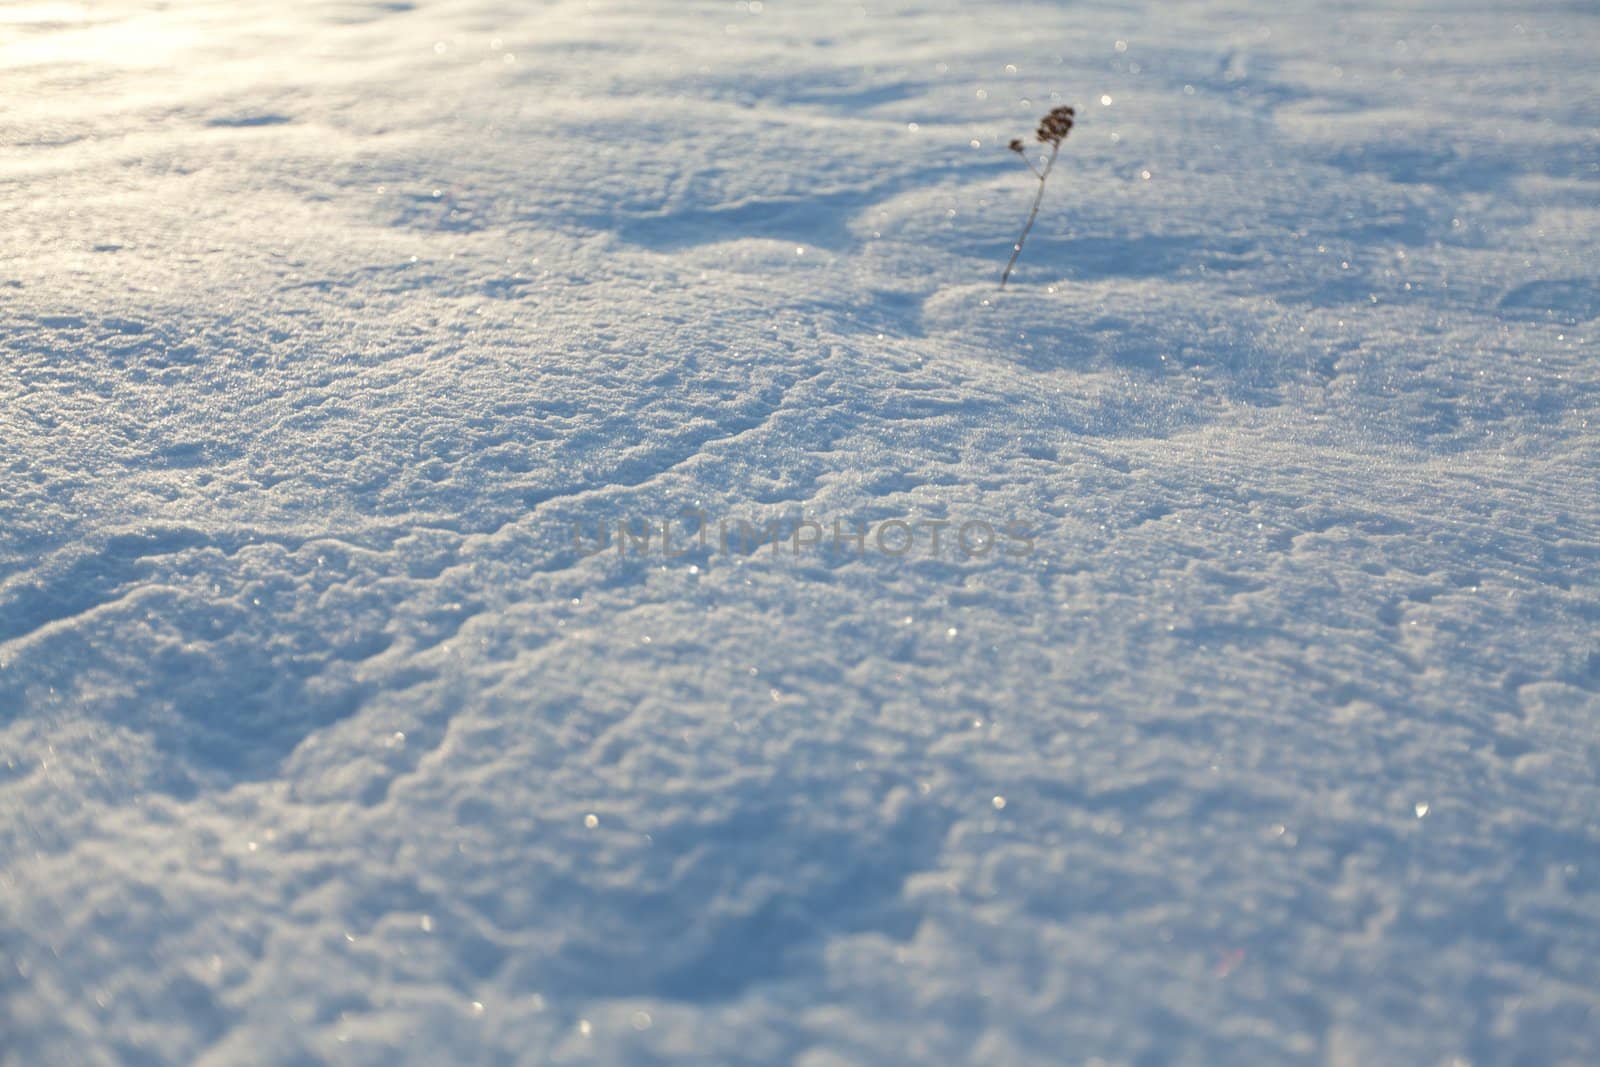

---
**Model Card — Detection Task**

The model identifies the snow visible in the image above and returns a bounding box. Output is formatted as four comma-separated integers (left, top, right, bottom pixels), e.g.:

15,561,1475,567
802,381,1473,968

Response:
2,0,1598,1063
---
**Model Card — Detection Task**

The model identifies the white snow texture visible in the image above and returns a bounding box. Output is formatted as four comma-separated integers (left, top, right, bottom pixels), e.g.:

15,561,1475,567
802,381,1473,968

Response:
2,0,1598,1064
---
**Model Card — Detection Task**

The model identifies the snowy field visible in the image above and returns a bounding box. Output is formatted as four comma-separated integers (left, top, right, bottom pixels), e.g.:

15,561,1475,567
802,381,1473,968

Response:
2,0,1598,1062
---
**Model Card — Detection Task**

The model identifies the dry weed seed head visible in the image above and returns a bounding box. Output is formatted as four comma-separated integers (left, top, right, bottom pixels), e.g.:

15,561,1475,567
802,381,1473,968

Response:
999,104,1077,288
1035,105,1076,145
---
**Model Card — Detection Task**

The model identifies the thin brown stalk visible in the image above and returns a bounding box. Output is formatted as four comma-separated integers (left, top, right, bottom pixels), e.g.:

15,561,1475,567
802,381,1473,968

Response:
1000,141,1060,289
998,105,1076,289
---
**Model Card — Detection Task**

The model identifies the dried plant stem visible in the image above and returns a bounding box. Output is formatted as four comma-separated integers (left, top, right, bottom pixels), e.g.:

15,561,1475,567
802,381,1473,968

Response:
1000,140,1060,289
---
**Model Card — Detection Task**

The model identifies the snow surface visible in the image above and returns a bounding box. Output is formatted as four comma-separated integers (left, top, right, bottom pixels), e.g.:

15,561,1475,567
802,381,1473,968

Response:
2,0,1598,1063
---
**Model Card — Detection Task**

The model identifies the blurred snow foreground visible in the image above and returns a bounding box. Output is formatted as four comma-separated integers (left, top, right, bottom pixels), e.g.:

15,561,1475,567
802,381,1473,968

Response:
1,0,1598,1062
